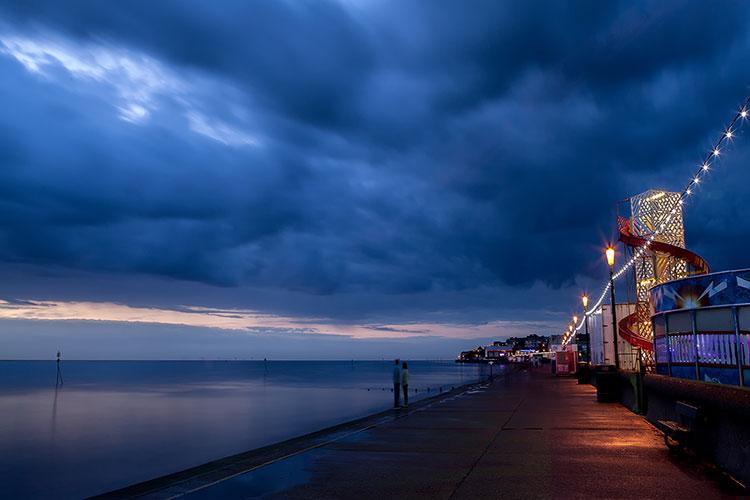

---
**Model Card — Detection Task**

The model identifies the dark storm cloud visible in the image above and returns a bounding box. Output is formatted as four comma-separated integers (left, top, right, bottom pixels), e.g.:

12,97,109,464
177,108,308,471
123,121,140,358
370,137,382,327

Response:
0,0,376,128
0,0,748,322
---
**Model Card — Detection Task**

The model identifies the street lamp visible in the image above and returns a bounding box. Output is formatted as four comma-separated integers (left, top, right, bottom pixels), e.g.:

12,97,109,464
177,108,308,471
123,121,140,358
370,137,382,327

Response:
606,245,620,369
581,294,590,363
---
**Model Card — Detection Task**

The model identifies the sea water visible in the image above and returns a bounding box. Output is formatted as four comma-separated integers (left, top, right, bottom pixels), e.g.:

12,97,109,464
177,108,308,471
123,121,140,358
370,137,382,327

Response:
0,360,489,498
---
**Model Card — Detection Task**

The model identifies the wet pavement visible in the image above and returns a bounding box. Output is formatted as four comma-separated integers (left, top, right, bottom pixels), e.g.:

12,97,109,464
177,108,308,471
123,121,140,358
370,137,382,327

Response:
136,367,736,499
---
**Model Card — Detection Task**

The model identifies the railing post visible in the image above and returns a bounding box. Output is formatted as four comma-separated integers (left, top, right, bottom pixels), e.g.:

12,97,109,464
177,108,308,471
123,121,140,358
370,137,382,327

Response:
691,310,700,381
636,346,645,413
732,307,745,387
664,314,672,377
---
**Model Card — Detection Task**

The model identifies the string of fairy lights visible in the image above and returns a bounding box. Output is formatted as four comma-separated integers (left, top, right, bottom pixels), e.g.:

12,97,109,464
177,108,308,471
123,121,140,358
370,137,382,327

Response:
562,96,750,347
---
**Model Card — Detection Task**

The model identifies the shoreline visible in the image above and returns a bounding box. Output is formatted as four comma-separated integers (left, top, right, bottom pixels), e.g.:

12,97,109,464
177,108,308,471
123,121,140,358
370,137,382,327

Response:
93,372,506,499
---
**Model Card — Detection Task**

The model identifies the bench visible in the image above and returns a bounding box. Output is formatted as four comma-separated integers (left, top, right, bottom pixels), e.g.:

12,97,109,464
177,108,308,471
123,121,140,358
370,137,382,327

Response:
655,401,701,451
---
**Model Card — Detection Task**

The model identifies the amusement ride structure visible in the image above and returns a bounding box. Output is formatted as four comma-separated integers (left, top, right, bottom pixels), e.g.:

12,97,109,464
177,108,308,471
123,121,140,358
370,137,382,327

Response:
616,189,710,366
562,95,750,367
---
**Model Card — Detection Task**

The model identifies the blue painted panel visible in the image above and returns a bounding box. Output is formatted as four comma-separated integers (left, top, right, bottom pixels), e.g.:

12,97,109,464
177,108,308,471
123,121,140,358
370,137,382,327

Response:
651,269,750,314
670,365,696,380
699,366,740,386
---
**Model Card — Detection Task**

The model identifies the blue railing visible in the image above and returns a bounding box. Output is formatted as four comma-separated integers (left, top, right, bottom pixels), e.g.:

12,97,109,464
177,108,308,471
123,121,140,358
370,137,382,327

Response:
650,269,750,387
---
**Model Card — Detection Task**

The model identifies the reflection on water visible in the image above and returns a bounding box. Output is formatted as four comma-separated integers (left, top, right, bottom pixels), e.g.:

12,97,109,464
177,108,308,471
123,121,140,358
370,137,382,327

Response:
0,360,487,498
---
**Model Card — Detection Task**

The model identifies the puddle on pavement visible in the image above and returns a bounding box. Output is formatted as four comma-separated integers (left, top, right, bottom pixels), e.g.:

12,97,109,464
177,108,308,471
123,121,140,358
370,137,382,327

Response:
184,451,316,499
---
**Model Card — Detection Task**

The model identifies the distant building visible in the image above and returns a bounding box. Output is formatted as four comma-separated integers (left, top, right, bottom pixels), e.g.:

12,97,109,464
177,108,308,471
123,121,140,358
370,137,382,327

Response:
504,334,550,352
484,345,512,359
549,334,565,353
457,335,551,362
457,346,485,362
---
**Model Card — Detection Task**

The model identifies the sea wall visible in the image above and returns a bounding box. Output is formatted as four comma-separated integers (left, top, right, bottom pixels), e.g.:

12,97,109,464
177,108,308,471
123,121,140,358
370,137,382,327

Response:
643,374,750,486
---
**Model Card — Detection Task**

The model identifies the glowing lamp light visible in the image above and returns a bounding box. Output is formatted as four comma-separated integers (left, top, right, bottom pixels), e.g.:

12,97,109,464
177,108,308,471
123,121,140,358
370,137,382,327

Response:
725,130,733,139
573,315,578,324
702,163,709,171
742,109,748,118
582,294,589,308
713,148,720,156
694,177,700,184
605,246,615,267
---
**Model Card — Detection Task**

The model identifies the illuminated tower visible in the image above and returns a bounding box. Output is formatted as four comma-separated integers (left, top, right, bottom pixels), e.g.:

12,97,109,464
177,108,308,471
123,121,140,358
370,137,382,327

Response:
617,189,709,369
630,190,686,344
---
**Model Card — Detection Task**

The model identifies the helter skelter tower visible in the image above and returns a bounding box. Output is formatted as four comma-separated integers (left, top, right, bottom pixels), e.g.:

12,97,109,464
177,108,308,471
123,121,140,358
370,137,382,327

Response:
617,189,709,367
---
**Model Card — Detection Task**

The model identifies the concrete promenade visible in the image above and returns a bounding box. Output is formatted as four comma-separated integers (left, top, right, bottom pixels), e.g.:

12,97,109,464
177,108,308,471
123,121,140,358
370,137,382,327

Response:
174,367,735,499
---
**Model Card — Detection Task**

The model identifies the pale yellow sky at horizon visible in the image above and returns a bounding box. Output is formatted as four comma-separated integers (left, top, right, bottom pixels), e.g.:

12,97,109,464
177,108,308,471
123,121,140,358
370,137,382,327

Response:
0,299,556,340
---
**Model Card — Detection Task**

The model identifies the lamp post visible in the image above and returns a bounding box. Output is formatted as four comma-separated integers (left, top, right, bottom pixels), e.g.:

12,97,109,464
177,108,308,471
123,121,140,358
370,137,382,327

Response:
582,294,590,364
566,325,573,348
606,245,620,370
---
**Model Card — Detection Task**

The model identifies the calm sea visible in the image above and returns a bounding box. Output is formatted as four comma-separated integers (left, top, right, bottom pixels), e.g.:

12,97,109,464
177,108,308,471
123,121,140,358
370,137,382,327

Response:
0,360,490,498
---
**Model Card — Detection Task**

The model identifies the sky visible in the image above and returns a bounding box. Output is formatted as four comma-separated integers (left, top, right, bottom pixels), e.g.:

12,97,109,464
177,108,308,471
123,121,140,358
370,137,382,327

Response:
0,1,749,359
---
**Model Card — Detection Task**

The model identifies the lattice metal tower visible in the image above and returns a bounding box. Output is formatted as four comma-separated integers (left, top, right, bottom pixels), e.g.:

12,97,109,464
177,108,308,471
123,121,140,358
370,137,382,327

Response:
630,190,687,342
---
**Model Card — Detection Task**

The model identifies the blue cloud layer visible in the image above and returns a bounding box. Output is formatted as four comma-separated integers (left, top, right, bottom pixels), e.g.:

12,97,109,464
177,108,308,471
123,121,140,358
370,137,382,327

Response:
0,0,748,327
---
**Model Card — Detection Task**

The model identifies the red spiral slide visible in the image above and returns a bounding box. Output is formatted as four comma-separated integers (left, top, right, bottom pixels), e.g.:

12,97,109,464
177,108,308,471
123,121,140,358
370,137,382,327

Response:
616,217,710,351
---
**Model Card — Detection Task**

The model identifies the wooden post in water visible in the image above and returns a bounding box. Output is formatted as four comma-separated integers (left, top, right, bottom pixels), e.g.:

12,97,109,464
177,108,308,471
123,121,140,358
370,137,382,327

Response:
56,351,63,386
